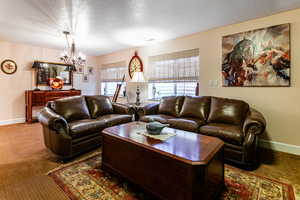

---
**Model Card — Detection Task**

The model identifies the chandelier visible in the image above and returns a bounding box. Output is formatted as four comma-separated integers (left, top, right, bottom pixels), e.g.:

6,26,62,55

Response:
60,31,86,67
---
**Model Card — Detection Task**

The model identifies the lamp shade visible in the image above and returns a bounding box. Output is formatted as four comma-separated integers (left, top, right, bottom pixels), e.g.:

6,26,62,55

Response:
131,71,146,82
32,61,41,69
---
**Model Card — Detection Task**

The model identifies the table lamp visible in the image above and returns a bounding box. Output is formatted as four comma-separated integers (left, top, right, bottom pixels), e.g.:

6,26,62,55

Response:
65,65,77,90
32,61,41,91
131,71,146,106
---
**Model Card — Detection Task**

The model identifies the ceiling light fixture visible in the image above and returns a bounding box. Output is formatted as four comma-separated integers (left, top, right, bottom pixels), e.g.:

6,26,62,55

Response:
146,38,155,42
115,28,168,46
60,31,86,68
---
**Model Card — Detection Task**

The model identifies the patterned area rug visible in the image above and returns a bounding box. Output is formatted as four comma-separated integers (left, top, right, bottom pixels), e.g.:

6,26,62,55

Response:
48,152,299,200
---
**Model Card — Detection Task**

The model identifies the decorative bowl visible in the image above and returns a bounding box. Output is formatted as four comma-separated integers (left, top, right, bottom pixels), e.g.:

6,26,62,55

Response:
146,121,169,135
48,77,64,89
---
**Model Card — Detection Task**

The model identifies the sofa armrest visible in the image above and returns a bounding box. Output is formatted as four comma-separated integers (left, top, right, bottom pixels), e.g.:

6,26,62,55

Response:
38,107,69,135
243,108,266,136
112,103,135,115
137,103,160,116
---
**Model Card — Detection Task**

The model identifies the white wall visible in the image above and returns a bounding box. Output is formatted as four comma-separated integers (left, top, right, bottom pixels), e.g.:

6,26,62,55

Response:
97,9,300,150
0,41,98,125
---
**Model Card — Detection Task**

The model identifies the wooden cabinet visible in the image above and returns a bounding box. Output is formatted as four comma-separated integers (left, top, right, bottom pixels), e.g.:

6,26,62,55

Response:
25,90,81,123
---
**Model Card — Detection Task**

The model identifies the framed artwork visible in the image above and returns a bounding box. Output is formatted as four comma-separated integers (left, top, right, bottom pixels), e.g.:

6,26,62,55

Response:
34,61,72,85
222,23,290,87
77,66,84,74
1,59,17,75
88,66,94,75
83,74,88,82
128,51,143,79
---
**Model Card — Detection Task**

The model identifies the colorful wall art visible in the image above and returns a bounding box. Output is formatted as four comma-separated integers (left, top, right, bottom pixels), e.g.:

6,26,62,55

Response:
222,24,290,87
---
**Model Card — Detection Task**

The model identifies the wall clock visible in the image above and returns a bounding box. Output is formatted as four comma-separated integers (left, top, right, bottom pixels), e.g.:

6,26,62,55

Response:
1,59,17,75
128,51,143,79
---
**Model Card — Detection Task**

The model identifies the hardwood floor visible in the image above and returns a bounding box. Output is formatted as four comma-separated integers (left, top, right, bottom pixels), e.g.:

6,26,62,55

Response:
0,123,299,200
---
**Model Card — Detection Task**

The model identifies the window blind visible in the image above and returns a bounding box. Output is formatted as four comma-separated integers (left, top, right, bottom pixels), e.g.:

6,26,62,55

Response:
100,61,126,82
148,49,199,82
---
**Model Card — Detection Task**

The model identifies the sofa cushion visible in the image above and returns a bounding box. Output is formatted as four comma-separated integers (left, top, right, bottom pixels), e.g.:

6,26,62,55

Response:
167,118,206,132
97,114,132,127
179,96,211,120
50,96,90,122
85,95,113,118
140,114,175,124
208,97,249,125
199,123,244,145
158,96,184,117
69,119,106,139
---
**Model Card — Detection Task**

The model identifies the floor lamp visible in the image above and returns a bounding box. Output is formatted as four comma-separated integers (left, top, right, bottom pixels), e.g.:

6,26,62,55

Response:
131,72,146,106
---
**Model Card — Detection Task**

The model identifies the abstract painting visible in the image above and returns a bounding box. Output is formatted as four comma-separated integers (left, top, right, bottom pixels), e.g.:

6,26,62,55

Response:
222,24,290,87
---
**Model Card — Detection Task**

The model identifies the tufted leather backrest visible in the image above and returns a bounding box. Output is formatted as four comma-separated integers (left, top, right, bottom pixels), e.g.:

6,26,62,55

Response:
158,96,184,117
179,96,211,121
208,97,249,125
85,95,114,119
50,96,90,122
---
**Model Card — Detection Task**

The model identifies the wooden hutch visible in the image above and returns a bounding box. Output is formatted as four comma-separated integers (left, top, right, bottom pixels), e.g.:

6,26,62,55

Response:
25,90,81,123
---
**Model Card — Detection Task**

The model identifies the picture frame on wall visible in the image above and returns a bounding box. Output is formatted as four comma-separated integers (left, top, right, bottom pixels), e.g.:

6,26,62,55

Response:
88,66,94,75
83,74,89,82
222,23,290,87
1,59,17,75
77,66,84,74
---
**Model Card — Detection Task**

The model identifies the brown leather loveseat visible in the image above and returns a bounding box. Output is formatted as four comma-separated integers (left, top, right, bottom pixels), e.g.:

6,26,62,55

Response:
38,95,134,160
138,96,266,169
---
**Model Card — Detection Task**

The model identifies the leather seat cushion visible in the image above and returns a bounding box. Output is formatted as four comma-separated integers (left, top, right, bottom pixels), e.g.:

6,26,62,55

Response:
51,96,90,122
140,114,175,124
179,96,211,120
69,119,106,139
85,95,113,118
167,118,206,132
208,97,249,125
158,96,184,117
199,123,244,145
97,114,132,127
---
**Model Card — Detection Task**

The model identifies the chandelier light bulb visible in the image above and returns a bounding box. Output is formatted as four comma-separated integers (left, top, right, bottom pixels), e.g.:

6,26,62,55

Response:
79,53,86,60
60,51,67,57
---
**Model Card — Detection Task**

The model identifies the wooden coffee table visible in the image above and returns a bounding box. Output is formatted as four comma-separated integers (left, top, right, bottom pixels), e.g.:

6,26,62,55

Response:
102,121,224,200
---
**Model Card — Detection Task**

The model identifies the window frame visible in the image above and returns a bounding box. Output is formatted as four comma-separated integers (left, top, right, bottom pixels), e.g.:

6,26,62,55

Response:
100,81,126,97
148,81,198,100
99,62,127,97
147,49,200,100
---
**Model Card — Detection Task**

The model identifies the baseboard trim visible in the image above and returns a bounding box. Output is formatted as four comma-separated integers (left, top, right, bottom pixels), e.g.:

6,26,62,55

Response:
259,139,300,155
0,118,25,126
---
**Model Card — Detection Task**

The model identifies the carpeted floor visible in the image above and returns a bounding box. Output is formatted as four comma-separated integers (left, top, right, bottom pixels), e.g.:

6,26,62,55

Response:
48,152,300,200
0,123,300,200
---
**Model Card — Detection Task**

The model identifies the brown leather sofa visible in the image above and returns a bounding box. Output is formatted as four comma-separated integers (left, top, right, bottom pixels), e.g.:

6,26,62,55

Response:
38,95,134,160
138,96,266,169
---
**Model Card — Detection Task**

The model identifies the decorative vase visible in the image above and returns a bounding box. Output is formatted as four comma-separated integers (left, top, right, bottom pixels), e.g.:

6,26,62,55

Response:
146,121,169,135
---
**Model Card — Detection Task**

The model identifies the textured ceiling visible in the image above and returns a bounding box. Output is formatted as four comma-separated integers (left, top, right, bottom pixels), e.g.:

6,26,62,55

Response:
0,0,299,56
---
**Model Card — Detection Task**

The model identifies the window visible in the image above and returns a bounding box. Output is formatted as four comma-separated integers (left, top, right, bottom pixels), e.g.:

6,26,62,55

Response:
100,62,126,97
101,82,126,97
148,49,199,100
148,82,197,99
